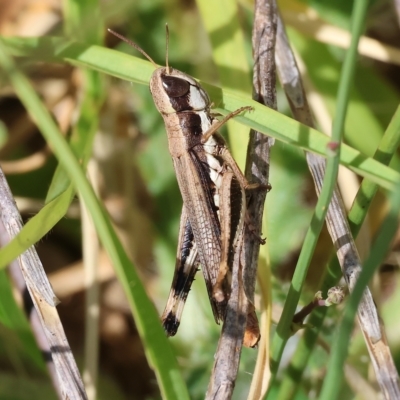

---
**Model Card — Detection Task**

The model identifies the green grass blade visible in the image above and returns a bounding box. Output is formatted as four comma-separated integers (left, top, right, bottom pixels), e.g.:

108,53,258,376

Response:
0,38,189,400
0,185,75,269
2,36,398,189
211,99,399,190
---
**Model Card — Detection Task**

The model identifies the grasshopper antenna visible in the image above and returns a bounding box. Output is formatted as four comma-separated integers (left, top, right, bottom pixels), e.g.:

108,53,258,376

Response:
165,24,170,74
107,28,158,69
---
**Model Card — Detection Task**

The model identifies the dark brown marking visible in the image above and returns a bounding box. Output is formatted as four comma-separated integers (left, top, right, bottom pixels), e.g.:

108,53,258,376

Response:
163,311,180,336
179,112,203,139
161,75,190,98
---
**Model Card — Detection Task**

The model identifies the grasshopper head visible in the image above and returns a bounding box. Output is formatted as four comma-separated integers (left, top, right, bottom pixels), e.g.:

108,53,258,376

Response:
106,29,210,115
150,67,211,115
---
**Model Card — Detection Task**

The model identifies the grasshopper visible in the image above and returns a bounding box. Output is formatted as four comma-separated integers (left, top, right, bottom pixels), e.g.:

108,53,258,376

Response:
108,28,260,347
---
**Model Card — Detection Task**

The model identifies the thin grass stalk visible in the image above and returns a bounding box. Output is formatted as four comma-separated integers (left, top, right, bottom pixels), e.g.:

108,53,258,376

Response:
274,8,400,400
348,106,400,233
268,0,368,386
205,237,249,400
276,89,400,400
0,166,88,399
246,0,277,397
81,162,101,400
0,224,64,399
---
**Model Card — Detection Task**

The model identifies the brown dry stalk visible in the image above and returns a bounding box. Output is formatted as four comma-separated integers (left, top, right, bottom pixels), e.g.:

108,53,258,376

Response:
205,231,249,399
0,167,88,399
206,0,277,398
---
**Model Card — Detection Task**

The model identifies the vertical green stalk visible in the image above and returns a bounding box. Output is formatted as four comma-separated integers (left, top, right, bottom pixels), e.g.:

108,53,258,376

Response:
267,0,369,392
277,106,400,400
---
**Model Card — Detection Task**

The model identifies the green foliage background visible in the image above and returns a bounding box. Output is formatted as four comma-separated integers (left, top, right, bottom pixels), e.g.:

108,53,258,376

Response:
0,0,399,399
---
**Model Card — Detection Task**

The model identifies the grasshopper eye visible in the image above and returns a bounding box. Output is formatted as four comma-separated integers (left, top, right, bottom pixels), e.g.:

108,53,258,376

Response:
162,75,190,98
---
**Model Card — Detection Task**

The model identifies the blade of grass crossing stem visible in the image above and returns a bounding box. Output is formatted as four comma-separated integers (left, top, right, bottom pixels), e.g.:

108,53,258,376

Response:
277,105,400,400
267,0,369,390
0,39,190,400
1,87,395,270
1,37,400,189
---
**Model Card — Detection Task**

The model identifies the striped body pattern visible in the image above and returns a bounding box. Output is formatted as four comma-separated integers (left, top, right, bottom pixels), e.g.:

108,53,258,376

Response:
150,68,246,333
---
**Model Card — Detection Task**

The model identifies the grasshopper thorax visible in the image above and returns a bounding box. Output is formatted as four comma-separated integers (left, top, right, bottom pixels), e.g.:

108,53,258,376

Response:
150,67,211,115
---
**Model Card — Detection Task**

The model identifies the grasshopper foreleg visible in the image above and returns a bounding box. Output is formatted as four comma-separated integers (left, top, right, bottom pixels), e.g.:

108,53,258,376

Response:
201,106,253,144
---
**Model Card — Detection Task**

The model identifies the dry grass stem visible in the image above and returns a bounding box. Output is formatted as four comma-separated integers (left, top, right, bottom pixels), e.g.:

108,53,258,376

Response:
0,167,88,399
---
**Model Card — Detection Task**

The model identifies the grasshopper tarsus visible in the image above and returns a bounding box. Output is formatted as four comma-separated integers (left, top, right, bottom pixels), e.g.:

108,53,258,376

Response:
232,105,254,114
245,182,271,192
245,182,262,190
243,308,261,348
213,284,229,305
244,213,266,245
248,226,266,245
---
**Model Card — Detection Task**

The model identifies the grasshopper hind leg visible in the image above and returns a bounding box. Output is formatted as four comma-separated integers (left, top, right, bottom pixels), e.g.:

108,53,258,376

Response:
213,171,246,306
161,208,200,336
